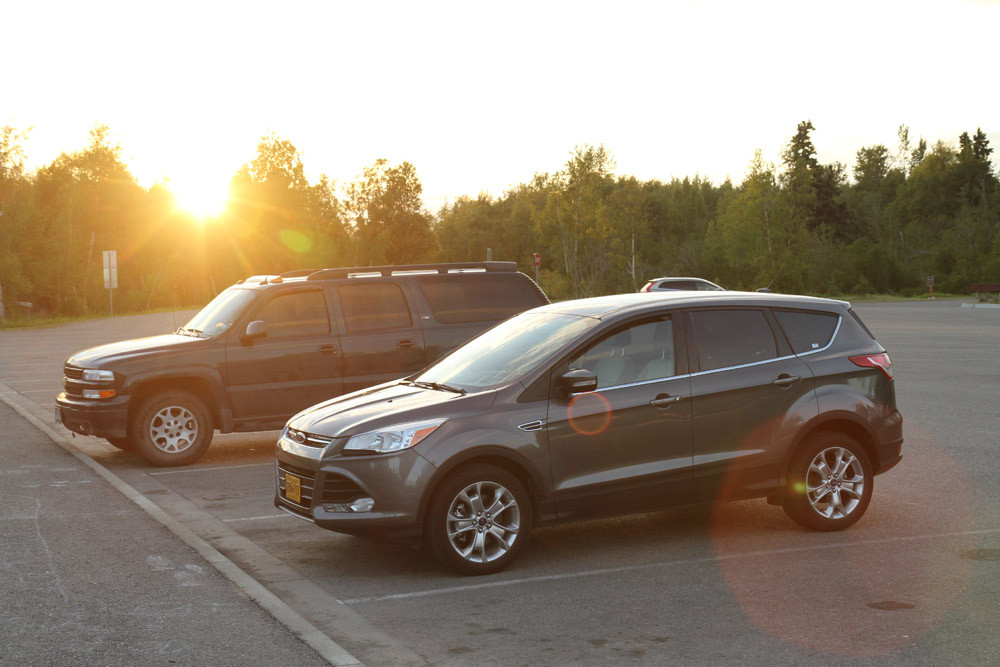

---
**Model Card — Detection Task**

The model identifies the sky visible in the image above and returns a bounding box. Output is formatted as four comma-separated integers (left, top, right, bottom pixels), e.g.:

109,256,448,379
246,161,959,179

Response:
4,0,999,215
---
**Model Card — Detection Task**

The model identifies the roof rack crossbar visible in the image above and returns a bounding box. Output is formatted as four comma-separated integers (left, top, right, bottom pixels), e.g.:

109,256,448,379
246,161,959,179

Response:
305,261,517,281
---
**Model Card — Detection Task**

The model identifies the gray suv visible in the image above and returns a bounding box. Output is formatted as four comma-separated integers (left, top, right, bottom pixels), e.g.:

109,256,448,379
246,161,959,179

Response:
274,291,902,574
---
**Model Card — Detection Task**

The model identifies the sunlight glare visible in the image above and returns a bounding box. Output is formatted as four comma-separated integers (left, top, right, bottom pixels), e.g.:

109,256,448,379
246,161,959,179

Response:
169,176,229,219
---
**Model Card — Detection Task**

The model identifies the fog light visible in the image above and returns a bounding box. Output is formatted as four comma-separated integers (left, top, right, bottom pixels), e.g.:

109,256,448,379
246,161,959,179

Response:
322,497,375,513
349,497,374,512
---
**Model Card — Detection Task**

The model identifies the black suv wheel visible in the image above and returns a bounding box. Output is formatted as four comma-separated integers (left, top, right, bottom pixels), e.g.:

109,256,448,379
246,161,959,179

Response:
131,391,214,467
426,464,532,575
782,431,873,531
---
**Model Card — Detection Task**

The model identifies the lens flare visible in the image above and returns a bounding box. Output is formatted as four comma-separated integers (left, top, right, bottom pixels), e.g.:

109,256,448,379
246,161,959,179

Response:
567,392,612,436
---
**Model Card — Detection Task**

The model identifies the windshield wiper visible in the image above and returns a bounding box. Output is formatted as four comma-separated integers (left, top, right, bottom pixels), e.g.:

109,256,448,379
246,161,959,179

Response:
405,379,466,395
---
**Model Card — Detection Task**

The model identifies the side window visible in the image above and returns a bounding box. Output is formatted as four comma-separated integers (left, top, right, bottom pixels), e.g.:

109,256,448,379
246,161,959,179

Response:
255,291,330,338
657,280,696,291
774,309,840,354
416,274,543,324
339,283,413,333
690,309,776,371
569,318,676,388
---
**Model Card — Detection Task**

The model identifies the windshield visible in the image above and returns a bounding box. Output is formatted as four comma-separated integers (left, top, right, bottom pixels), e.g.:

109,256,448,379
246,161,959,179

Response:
181,288,257,337
414,311,596,392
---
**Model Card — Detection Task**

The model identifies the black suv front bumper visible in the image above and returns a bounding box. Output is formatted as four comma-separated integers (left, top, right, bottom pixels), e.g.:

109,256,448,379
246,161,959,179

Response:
55,392,129,439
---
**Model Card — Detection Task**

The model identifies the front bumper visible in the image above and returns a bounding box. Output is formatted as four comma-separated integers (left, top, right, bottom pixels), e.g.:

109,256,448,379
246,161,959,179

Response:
55,392,129,439
273,438,438,540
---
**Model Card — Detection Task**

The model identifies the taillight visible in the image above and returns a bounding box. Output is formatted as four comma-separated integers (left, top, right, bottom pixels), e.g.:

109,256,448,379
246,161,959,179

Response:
849,352,894,380
640,282,654,292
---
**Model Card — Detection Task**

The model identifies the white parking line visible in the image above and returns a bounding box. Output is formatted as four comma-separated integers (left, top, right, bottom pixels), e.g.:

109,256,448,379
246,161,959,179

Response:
343,526,1000,605
149,463,274,476
223,514,290,522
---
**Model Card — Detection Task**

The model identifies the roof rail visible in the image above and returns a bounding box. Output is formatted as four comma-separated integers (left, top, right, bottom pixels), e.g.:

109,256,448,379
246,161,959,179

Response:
238,274,283,285
306,261,517,281
279,269,319,278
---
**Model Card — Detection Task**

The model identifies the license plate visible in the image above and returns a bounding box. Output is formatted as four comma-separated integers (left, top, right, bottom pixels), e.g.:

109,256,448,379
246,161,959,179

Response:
285,473,301,504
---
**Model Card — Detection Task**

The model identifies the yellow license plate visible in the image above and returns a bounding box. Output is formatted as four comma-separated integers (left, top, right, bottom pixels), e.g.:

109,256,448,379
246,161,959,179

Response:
285,473,301,504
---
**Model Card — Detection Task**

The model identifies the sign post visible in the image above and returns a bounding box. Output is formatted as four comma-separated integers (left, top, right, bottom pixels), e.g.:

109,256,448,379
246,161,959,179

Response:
533,252,540,284
103,250,118,315
927,275,934,300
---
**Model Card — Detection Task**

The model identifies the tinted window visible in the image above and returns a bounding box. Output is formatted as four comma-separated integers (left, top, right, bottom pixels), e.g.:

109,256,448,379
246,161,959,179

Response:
255,291,330,338
775,310,840,354
417,274,542,324
691,309,776,371
655,280,696,291
183,288,256,337
339,283,412,333
570,318,676,388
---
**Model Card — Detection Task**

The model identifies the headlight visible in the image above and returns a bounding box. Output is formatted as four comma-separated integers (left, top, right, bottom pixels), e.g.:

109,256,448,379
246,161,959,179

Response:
82,369,115,382
343,418,446,454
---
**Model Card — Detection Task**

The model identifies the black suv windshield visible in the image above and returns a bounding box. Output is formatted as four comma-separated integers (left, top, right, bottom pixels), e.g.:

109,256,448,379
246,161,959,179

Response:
181,288,257,337
414,311,595,392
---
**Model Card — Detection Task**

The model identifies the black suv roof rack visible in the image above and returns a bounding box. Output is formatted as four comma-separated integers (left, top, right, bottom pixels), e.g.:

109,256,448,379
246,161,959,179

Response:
305,261,517,281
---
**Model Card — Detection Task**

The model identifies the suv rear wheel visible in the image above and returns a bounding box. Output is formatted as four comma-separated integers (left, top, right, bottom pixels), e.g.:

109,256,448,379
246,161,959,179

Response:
426,464,532,575
782,431,873,531
131,391,213,467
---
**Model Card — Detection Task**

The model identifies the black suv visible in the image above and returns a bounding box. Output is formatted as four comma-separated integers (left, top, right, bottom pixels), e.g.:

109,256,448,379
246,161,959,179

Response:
56,262,547,466
275,291,902,574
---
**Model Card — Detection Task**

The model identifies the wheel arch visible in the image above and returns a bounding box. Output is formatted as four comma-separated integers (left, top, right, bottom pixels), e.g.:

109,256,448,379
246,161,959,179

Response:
127,371,226,434
770,412,879,504
417,446,545,528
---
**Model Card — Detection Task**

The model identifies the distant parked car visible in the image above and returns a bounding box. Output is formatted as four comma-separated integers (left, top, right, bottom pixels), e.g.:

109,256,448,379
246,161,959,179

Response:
55,262,548,466
640,277,724,292
274,290,902,574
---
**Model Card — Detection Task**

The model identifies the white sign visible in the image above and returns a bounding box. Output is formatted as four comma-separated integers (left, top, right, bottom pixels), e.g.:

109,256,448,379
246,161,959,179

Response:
103,250,118,289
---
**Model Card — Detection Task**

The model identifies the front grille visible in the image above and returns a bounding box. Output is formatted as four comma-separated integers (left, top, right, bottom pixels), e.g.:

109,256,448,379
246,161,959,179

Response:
286,428,334,449
320,474,366,504
276,460,317,512
64,365,84,380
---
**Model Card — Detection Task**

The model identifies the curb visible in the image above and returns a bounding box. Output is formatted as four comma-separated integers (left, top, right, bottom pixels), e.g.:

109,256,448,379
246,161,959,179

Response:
0,382,363,667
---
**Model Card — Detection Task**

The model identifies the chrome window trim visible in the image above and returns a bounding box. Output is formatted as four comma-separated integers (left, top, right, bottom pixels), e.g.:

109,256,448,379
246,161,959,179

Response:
688,353,798,378
787,314,842,357
574,373,690,395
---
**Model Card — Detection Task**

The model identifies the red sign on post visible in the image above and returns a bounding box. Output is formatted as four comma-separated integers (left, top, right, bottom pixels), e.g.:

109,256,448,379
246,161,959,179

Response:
533,253,541,268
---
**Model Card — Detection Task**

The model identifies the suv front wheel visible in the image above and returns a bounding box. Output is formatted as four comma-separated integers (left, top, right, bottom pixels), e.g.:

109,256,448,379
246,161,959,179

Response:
131,391,214,467
782,431,873,531
426,464,532,575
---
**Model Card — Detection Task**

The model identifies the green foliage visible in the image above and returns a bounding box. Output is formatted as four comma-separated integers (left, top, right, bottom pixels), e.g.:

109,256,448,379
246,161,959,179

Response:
1,121,998,322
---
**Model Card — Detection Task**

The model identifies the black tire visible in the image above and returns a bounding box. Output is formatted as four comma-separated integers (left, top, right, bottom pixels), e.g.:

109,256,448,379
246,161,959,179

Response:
426,464,532,575
130,391,213,467
782,431,873,531
105,437,133,451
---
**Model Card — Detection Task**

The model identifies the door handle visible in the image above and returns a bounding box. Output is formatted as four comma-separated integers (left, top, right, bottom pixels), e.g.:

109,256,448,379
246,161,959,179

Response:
650,394,682,407
317,344,338,356
396,339,416,350
771,374,801,387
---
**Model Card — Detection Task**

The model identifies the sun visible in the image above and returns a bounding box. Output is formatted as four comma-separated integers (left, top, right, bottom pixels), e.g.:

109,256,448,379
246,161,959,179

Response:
169,176,230,219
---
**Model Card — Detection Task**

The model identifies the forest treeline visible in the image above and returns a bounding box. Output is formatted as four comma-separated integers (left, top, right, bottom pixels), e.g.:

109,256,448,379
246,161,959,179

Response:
0,121,997,318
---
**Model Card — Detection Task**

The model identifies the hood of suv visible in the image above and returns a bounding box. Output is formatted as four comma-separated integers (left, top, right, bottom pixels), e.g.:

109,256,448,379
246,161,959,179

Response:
67,334,208,368
288,381,497,438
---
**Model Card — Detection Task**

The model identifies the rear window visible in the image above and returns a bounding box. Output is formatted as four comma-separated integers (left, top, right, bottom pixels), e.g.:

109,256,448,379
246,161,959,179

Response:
339,283,413,332
417,274,543,324
774,310,840,354
690,309,777,371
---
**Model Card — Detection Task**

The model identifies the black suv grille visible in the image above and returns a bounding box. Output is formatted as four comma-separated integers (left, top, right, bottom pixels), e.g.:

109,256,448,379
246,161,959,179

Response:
64,364,84,380
320,474,366,504
276,461,316,514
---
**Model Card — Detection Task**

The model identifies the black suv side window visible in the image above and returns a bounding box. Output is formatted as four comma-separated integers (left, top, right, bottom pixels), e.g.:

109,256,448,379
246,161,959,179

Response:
417,274,540,324
570,318,677,388
773,309,840,354
255,290,330,338
690,309,776,371
339,283,413,333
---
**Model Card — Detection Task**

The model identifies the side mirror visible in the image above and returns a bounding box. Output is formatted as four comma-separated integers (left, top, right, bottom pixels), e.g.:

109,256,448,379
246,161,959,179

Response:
558,368,598,395
241,320,267,344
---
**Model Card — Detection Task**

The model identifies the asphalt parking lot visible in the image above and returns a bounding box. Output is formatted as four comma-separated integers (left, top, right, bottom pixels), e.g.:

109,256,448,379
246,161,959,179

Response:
2,300,999,665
